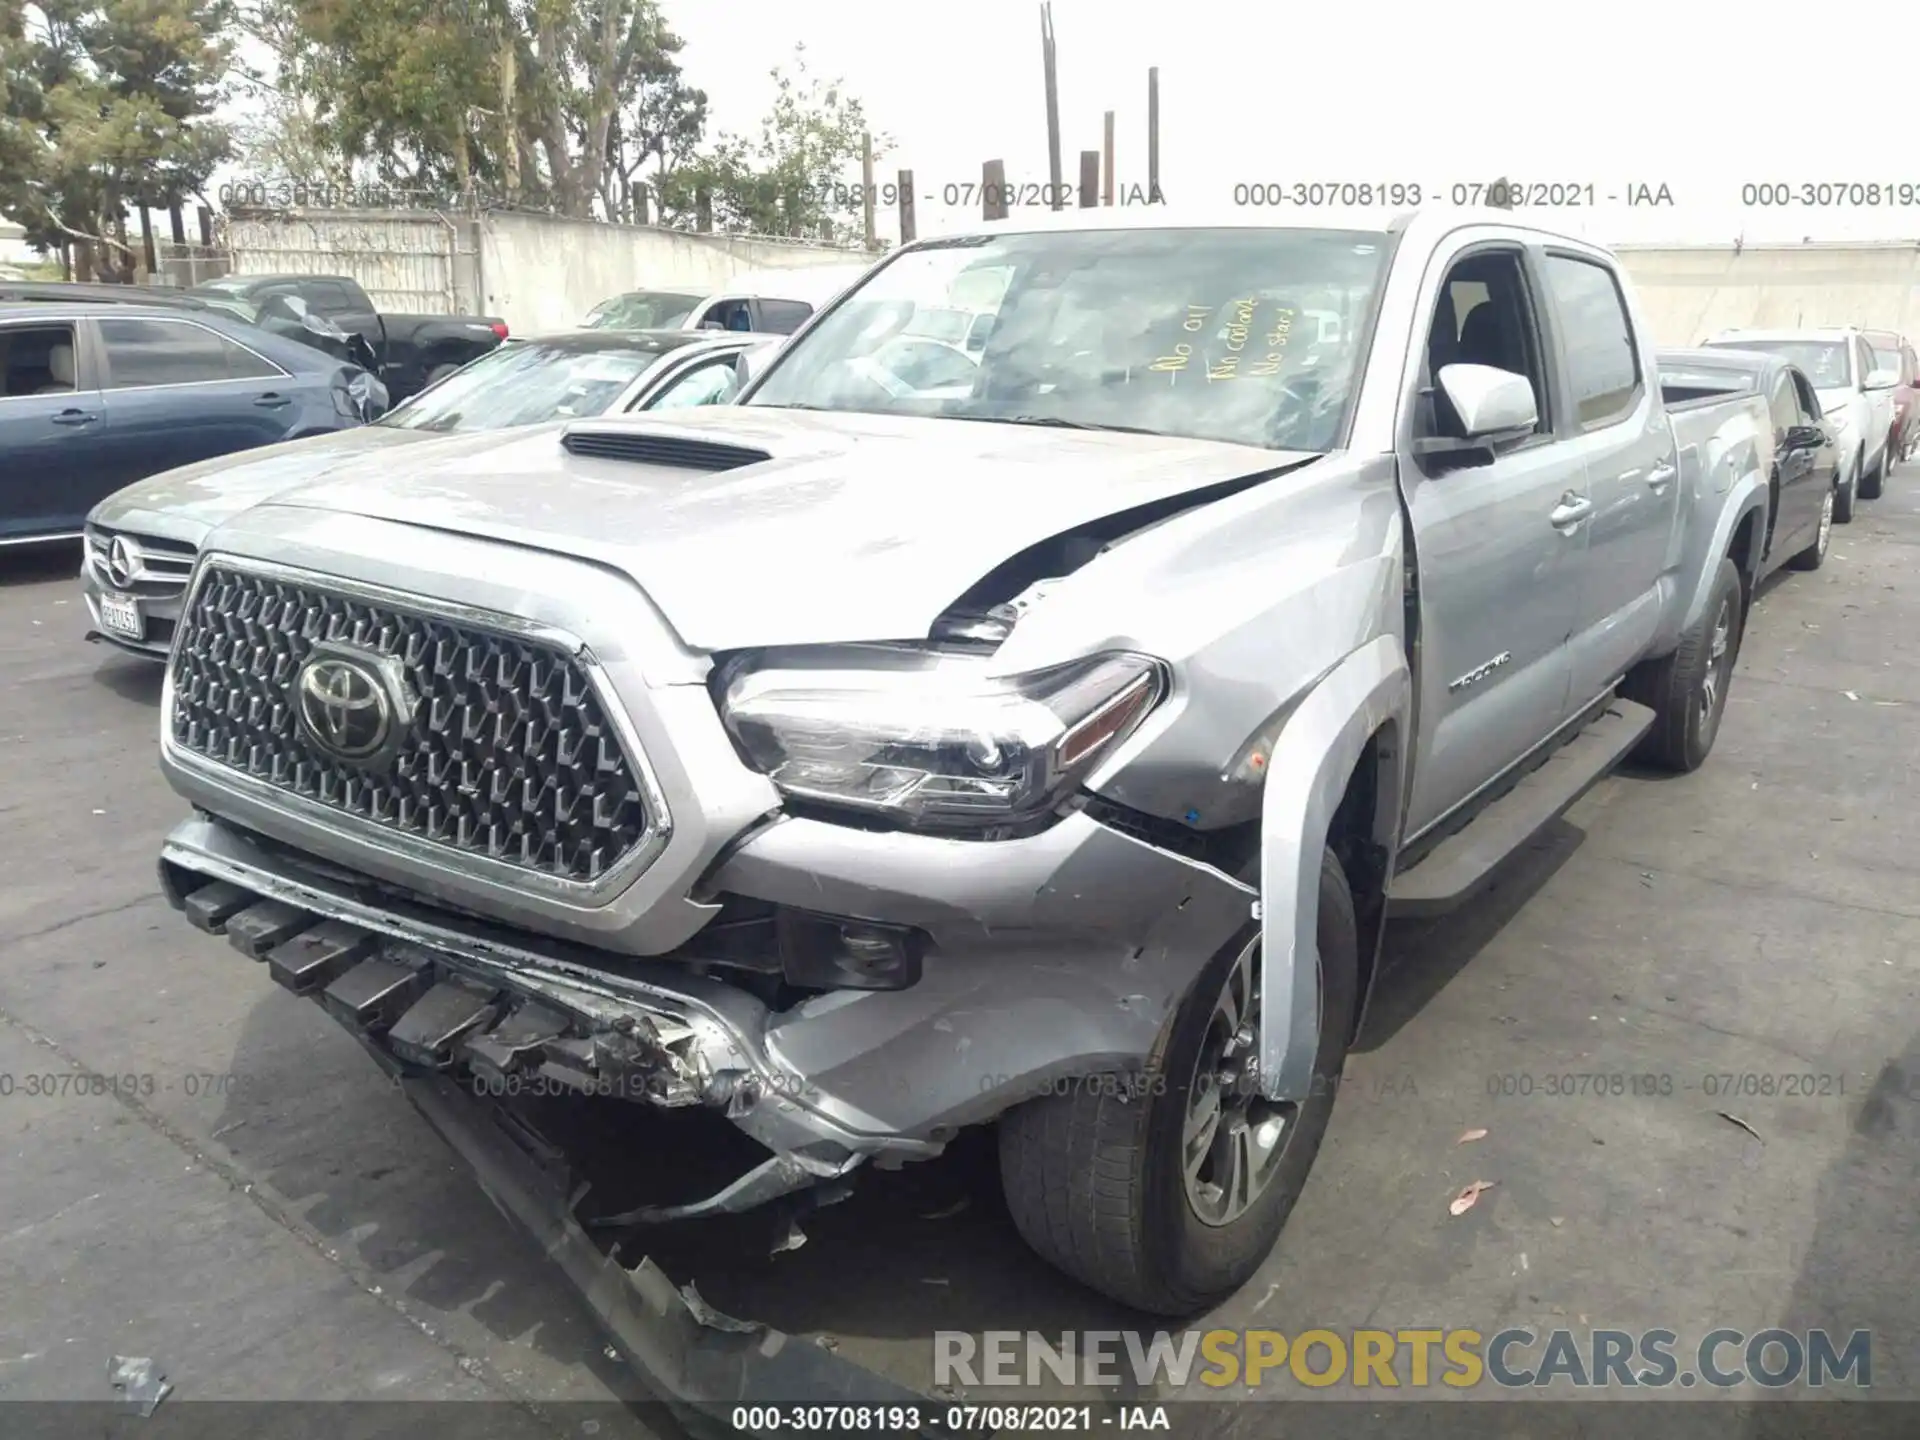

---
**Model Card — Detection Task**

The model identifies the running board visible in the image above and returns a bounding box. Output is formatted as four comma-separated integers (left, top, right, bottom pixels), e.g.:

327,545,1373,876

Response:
1388,699,1655,918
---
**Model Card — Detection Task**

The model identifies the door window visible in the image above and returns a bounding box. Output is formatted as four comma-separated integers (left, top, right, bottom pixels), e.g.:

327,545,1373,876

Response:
756,299,814,335
306,281,360,316
642,356,741,409
1420,248,1551,442
1791,369,1822,419
99,318,283,388
1540,254,1642,430
0,324,79,396
1767,374,1800,433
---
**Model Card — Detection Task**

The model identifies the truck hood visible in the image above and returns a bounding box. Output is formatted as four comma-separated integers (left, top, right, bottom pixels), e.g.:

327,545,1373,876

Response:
260,406,1315,651
86,426,449,547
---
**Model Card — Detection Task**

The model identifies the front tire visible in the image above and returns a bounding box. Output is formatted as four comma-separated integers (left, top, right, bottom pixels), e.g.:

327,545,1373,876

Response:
1859,444,1885,501
998,848,1360,1316
1621,555,1744,773
1834,458,1857,524
1788,484,1835,571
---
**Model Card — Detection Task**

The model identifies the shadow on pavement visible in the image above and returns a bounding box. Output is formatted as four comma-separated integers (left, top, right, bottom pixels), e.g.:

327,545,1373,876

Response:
1356,817,1585,1053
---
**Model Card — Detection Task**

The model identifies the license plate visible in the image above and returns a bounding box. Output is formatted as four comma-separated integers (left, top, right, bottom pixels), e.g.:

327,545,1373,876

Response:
98,591,143,640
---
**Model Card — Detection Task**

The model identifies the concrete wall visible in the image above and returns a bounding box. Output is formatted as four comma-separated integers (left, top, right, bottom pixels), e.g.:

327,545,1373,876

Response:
476,213,865,334
226,207,867,333
1615,243,1920,346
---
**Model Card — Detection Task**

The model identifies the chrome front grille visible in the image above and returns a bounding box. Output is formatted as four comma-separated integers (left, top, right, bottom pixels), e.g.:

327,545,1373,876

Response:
87,526,197,598
168,564,657,885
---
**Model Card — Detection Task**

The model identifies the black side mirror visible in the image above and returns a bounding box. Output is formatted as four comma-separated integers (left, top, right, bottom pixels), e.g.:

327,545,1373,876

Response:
1784,423,1824,451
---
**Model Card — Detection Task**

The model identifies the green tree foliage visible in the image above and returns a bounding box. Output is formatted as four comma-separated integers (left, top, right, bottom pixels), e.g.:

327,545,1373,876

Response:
255,0,711,218
0,0,234,277
661,43,890,242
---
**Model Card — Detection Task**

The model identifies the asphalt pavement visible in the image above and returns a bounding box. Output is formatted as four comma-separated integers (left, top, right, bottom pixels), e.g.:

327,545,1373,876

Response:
1,470,1916,1436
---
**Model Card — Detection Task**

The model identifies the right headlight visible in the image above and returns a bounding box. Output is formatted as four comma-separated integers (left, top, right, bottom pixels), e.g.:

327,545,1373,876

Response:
717,648,1166,835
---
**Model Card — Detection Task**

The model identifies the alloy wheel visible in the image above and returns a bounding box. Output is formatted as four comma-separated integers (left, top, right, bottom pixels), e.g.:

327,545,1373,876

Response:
1183,939,1306,1227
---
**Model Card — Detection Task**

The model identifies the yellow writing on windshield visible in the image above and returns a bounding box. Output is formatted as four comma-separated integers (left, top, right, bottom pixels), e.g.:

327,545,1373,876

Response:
1224,297,1257,354
1250,307,1296,378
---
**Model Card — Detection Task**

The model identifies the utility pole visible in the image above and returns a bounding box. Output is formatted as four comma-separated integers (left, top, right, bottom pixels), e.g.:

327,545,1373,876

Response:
1041,3,1064,210
1079,150,1100,208
861,133,877,249
1102,111,1115,205
1147,68,1162,202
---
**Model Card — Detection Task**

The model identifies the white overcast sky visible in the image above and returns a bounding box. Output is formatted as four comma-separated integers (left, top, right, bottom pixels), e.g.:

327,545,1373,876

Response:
660,0,1920,248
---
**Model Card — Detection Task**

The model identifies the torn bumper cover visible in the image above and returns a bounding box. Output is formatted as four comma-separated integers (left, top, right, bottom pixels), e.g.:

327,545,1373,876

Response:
157,824,957,1418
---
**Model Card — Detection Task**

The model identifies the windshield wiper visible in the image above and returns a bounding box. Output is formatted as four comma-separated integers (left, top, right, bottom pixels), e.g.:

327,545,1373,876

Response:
961,414,1167,436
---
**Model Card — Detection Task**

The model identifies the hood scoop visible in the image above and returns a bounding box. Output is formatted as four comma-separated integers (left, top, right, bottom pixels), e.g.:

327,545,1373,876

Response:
560,423,772,472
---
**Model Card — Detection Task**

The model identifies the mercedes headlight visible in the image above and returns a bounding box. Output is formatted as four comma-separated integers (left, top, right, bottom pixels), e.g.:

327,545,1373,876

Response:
718,649,1166,834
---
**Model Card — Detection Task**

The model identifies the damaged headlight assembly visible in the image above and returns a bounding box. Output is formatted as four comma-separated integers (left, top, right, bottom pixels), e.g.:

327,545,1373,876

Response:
717,648,1167,834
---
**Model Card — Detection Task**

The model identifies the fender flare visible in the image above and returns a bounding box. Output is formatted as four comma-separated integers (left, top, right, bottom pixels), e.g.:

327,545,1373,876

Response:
1256,633,1412,1101
1679,471,1767,638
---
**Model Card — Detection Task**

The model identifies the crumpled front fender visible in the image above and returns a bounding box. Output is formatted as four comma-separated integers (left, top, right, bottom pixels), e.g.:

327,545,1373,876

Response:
1257,634,1411,1100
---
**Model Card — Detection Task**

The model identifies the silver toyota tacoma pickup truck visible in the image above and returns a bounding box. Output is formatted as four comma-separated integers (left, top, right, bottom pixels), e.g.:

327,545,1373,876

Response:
154,208,1773,1342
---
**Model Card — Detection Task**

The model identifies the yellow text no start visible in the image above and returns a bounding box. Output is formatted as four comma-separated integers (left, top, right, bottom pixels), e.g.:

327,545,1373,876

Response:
932,1328,1872,1390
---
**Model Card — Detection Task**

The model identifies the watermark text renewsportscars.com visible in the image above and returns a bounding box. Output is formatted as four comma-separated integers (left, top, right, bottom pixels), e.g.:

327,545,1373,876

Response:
935,1327,1871,1391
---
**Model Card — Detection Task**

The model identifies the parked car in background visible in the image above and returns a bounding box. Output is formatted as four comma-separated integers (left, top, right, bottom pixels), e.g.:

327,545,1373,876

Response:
1,301,378,548
1659,347,1844,571
151,208,1768,1338
0,280,390,383
189,273,506,402
1701,327,1898,504
581,288,704,330
1861,328,1919,464
80,327,776,657
583,262,872,337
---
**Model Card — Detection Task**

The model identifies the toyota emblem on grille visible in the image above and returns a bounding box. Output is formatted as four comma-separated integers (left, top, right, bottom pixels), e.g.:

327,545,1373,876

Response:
106,536,139,588
293,644,414,766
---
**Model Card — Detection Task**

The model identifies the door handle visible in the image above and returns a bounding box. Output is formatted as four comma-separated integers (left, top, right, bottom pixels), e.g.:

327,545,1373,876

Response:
1645,463,1676,493
253,392,291,408
1549,493,1592,530
51,409,97,426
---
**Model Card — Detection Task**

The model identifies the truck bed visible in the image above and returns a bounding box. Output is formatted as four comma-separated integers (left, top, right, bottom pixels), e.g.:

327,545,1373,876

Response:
1663,385,1773,498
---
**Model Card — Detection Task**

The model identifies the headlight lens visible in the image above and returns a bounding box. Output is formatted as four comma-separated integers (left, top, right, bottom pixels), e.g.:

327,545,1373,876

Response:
719,649,1166,833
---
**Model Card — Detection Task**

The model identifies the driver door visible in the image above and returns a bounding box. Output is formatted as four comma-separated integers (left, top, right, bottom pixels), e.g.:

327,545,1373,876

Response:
1397,239,1587,839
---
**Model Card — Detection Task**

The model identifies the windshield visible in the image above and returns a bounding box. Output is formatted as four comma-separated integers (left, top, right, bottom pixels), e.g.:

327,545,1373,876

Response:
745,226,1391,451
584,290,703,330
1708,339,1851,389
378,341,660,432
197,295,261,325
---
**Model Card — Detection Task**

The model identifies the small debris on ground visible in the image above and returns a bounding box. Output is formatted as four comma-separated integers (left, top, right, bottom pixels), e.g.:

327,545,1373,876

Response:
918,1197,970,1221
107,1356,172,1417
1844,691,1860,701
1550,1216,1565,1228
1449,1180,1496,1216
1456,1128,1488,1145
921,1277,950,1286
1717,1111,1764,1144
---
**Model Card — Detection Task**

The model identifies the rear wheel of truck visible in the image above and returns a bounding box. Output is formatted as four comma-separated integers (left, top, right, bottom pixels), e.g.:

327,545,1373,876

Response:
1788,484,1835,571
1622,555,1744,773
998,846,1359,1316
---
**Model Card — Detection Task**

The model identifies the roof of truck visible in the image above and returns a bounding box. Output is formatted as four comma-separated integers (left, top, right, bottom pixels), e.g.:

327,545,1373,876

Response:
935,204,1614,250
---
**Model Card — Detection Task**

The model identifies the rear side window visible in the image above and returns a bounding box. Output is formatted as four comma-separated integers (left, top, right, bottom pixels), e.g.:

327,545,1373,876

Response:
1541,254,1642,429
99,318,283,387
0,323,79,396
756,299,814,335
